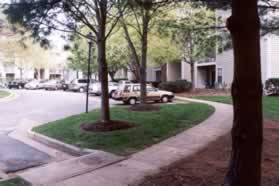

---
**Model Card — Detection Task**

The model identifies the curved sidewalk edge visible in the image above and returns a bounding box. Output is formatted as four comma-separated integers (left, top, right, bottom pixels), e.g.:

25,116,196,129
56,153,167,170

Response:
50,97,233,186
0,90,17,103
28,129,99,156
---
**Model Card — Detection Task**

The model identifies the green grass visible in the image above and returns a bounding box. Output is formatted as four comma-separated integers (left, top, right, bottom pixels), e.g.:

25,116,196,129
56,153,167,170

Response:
34,103,214,155
0,178,30,186
0,91,10,99
192,96,279,121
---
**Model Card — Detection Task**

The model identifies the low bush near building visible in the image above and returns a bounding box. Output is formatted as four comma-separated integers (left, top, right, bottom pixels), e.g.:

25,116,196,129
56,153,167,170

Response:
159,80,192,93
265,78,279,96
112,78,129,83
265,78,279,88
149,81,161,88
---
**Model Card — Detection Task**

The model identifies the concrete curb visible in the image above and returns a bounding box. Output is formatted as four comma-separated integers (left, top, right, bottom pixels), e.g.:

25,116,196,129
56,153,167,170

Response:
0,177,19,183
48,98,233,186
0,90,17,103
28,129,96,157
27,98,216,158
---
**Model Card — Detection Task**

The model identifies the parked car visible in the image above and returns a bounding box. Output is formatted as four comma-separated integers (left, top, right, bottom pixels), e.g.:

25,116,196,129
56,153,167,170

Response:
44,80,64,90
61,81,71,91
7,80,27,89
0,81,6,88
68,79,95,92
25,80,41,90
89,82,118,97
38,80,49,89
112,83,174,105
264,78,279,96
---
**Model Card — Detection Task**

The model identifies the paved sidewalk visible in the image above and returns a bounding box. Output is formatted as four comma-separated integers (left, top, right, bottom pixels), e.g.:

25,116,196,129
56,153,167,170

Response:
39,97,233,186
0,89,17,103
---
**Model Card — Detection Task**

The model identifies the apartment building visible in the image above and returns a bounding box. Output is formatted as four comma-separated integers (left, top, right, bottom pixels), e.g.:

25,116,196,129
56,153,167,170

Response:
147,9,279,89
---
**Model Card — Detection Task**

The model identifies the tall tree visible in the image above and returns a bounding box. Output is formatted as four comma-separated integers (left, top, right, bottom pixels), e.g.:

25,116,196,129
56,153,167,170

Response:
147,32,180,67
68,30,129,82
120,0,171,104
156,3,219,88
224,0,263,185
0,33,54,79
68,35,98,76
4,0,127,123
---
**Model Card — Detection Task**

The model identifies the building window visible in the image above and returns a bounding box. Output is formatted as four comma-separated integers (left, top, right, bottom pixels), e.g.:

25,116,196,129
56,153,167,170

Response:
217,68,223,84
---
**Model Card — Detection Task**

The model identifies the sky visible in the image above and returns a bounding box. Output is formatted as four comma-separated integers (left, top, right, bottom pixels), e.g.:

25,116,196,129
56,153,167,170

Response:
0,0,69,66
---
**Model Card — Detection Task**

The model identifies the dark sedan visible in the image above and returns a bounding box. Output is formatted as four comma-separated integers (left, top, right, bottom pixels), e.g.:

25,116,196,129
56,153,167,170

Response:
8,81,27,89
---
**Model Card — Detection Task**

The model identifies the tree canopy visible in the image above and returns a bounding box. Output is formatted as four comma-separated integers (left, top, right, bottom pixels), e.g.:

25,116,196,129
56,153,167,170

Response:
3,0,130,122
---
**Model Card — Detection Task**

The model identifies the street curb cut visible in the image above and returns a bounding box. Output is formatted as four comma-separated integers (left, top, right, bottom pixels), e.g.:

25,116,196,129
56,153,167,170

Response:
28,129,96,157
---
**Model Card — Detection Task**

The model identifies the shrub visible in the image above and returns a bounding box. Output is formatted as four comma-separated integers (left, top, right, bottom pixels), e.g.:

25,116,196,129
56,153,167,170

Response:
159,80,192,93
265,78,279,89
148,81,161,88
112,78,128,83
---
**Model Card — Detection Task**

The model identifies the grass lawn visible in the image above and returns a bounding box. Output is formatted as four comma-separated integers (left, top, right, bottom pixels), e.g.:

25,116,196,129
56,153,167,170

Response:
34,103,214,155
0,178,30,186
193,96,279,121
0,90,10,99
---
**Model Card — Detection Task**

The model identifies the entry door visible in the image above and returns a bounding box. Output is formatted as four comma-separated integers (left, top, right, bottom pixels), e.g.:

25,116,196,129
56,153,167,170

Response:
206,68,216,88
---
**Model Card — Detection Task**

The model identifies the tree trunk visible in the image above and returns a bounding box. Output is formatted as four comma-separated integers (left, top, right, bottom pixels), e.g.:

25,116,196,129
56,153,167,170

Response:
139,9,150,104
108,71,116,82
97,38,110,122
189,34,195,90
121,19,141,83
225,0,263,186
161,64,167,82
190,62,195,89
19,68,23,80
133,68,141,83
97,0,110,123
38,69,41,80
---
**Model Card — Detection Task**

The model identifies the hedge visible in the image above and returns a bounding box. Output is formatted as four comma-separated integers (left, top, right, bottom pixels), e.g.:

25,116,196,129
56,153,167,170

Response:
159,80,192,93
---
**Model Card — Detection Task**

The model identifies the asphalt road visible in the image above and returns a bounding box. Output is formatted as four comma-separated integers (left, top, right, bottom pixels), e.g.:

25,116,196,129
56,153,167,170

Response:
0,89,117,132
0,135,51,173
0,89,118,173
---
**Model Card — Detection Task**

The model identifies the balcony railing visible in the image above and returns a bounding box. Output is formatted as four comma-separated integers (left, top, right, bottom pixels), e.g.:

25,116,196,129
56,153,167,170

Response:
198,57,216,64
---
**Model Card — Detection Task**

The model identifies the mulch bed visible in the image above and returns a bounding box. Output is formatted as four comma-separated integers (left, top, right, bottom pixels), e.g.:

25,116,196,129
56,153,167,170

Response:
80,120,135,132
137,120,279,186
177,89,230,97
128,104,161,112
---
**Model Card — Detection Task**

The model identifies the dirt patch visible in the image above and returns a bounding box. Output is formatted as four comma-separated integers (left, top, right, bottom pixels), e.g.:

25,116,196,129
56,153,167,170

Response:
177,89,230,97
137,121,279,186
128,104,161,112
80,120,135,132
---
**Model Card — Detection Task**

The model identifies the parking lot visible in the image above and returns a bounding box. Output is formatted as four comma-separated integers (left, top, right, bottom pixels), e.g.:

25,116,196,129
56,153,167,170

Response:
0,89,117,133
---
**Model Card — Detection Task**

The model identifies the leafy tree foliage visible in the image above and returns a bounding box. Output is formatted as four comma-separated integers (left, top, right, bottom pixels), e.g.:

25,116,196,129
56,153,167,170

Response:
155,2,220,88
120,0,175,104
0,28,58,80
68,29,129,81
4,0,128,123
67,35,98,75
148,32,181,66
